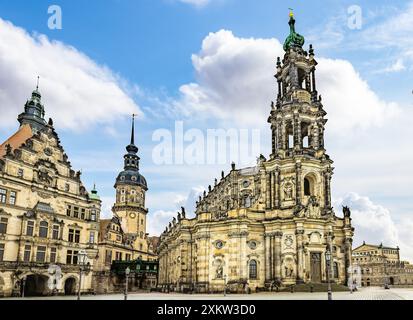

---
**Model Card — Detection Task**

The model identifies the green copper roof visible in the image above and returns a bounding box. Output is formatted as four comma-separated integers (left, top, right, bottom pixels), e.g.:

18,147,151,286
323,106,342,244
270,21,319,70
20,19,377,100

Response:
283,13,305,52
90,185,100,201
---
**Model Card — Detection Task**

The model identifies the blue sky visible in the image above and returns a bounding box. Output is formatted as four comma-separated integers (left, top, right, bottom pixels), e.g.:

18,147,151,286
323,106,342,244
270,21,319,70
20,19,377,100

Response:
0,0,412,259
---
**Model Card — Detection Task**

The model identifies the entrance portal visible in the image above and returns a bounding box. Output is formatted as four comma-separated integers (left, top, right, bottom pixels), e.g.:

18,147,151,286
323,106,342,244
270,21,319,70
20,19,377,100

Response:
64,277,77,296
310,253,322,283
24,275,50,297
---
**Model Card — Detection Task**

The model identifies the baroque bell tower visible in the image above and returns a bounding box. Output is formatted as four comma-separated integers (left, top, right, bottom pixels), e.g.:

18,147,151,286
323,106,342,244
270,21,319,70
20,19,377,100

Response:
113,115,149,253
267,10,333,214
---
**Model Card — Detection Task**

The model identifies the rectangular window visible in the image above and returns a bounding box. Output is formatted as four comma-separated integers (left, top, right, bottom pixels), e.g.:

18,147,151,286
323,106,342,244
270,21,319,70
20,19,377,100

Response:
39,221,48,238
90,210,96,221
26,221,34,236
9,191,16,205
66,205,72,217
23,245,31,262
52,225,59,240
50,248,57,263
105,250,112,265
75,230,80,244
66,250,73,264
0,188,6,203
73,251,79,265
125,254,131,261
66,250,79,264
81,208,85,220
36,246,46,263
115,252,122,261
73,207,79,219
68,229,74,243
89,232,95,244
0,218,8,234
0,243,4,262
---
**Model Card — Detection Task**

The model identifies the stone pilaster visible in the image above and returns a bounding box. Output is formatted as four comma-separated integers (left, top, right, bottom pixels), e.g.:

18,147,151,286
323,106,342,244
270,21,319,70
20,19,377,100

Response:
295,230,305,283
274,232,283,280
265,234,271,281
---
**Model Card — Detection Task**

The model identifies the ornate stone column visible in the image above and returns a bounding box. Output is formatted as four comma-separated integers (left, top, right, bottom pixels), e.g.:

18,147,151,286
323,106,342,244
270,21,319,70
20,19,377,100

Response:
274,232,283,280
266,173,271,209
324,170,332,209
344,238,353,284
274,169,280,208
294,116,302,150
295,230,305,283
295,162,302,206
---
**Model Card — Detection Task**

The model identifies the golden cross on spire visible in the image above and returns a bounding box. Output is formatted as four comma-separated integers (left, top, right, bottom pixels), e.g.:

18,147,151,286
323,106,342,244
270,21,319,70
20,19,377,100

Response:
289,8,294,18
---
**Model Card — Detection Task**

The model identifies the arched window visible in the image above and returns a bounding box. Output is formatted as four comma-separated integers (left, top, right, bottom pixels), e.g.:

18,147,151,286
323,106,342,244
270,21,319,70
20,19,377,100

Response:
39,221,48,238
304,178,311,196
249,260,258,279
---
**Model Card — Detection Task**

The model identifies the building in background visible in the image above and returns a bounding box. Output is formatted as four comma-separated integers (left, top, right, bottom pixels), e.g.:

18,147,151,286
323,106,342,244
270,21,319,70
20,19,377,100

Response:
94,117,158,294
157,14,354,293
0,85,101,297
352,242,413,287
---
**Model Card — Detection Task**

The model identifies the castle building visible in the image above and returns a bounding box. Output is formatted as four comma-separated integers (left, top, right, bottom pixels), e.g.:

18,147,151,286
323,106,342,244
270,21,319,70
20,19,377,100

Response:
352,243,413,287
157,14,354,293
94,117,158,293
0,85,101,297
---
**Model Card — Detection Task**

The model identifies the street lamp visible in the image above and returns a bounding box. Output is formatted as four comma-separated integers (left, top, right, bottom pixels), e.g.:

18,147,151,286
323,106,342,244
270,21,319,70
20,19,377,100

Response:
125,267,131,301
325,247,333,301
77,250,88,301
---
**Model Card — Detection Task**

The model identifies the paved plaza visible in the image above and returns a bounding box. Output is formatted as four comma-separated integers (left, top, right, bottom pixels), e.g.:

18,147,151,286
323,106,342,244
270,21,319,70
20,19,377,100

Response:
3,287,413,300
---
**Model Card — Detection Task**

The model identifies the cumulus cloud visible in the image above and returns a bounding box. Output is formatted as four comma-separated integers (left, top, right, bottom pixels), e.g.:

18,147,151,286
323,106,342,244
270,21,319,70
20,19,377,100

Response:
0,18,141,132
334,193,413,261
173,30,399,135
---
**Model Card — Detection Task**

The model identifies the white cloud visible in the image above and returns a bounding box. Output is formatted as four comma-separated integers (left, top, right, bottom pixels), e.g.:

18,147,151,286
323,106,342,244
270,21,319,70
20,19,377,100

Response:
334,193,413,261
172,30,399,135
0,18,141,132
374,59,406,74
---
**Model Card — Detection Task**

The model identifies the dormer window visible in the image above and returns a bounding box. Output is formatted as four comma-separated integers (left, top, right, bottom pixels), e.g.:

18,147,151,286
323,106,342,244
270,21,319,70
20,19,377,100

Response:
131,176,137,182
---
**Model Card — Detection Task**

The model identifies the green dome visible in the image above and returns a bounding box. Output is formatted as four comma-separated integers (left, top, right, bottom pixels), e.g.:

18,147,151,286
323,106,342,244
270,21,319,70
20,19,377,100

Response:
283,14,305,52
89,186,100,201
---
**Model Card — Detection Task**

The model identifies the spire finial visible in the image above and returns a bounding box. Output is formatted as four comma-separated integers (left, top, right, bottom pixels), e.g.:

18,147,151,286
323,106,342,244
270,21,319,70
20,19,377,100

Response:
131,114,136,145
289,8,294,18
36,76,40,90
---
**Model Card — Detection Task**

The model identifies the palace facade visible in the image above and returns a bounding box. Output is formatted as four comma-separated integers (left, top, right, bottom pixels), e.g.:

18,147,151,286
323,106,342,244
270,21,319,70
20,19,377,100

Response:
352,243,413,287
157,14,354,293
0,86,101,297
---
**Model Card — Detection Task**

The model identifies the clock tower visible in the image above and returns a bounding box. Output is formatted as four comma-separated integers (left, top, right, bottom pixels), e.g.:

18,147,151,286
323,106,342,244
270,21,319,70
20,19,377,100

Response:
112,115,149,253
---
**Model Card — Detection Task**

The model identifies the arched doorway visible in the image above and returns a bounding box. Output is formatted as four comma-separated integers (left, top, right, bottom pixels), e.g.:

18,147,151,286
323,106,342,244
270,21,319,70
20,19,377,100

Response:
64,277,77,296
24,275,50,297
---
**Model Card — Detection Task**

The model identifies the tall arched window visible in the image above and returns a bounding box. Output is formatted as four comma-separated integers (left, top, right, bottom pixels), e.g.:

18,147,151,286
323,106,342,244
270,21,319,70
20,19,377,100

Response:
39,221,48,238
304,178,311,196
249,260,258,279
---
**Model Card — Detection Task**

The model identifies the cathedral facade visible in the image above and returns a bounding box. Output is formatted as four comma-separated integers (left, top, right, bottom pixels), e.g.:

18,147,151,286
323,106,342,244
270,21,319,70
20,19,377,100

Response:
157,14,354,293
0,86,101,297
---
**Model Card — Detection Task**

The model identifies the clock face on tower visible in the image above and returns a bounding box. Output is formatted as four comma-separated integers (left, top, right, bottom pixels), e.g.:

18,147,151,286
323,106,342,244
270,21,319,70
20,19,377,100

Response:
129,213,136,219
